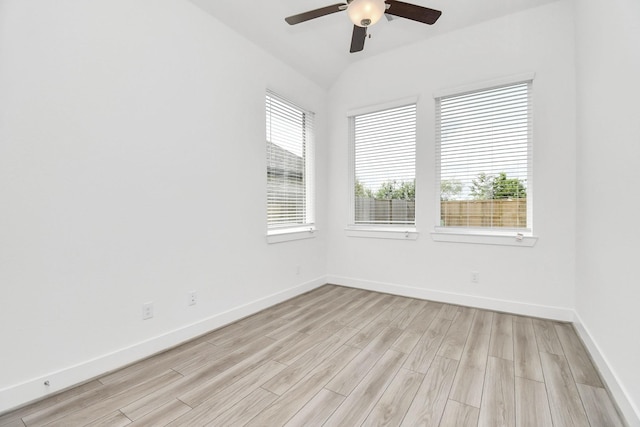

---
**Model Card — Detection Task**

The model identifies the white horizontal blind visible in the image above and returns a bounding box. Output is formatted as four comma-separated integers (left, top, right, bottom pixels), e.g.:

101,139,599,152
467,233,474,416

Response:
352,104,416,225
436,81,531,229
266,91,314,230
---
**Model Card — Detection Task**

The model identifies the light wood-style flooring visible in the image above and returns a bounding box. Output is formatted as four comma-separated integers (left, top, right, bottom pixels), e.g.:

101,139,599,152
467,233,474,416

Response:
0,285,626,426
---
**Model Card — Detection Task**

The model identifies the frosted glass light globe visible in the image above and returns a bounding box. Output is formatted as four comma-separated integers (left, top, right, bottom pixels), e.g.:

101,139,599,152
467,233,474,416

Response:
347,0,386,27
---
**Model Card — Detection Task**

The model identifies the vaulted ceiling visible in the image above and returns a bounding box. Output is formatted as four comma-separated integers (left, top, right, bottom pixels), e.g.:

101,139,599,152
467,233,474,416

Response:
189,0,559,89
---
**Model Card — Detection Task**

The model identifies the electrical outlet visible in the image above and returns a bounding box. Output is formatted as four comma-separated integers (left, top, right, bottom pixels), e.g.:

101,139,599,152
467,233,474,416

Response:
296,265,300,275
471,271,480,283
188,291,197,306
142,302,154,320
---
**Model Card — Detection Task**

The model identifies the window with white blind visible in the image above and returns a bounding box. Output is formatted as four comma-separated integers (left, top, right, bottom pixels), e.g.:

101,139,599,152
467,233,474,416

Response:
436,80,532,233
266,91,315,235
350,103,417,227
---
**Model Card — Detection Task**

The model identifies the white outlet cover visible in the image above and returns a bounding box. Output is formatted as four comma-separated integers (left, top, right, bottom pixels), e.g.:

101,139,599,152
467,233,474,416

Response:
142,302,154,320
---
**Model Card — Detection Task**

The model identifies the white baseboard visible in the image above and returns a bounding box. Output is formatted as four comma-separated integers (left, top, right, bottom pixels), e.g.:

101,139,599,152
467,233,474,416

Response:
327,275,574,321
0,276,327,414
573,312,640,427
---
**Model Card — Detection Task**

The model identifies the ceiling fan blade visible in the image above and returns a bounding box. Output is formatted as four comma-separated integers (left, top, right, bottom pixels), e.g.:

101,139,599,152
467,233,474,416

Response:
285,3,346,25
384,0,442,25
350,25,367,53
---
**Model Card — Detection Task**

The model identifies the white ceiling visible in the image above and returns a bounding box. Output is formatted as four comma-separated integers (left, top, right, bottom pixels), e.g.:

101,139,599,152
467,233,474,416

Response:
189,0,558,89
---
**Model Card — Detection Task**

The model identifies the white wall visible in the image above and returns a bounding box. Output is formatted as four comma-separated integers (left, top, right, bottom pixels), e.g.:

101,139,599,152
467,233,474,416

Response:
574,0,640,422
0,0,327,411
326,1,577,318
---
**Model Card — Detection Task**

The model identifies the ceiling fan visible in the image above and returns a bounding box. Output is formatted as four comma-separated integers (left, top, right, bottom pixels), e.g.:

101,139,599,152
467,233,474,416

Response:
285,0,442,53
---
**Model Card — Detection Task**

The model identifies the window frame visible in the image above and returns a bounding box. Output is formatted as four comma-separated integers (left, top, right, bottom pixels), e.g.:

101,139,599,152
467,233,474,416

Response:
346,97,419,240
432,74,538,247
265,90,316,244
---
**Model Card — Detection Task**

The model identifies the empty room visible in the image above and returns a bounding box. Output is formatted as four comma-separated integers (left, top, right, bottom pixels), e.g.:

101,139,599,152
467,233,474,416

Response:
1,0,639,426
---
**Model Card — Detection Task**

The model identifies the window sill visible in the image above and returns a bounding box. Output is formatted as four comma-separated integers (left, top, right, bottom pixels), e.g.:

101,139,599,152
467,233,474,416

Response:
345,227,419,240
266,227,316,244
431,229,537,247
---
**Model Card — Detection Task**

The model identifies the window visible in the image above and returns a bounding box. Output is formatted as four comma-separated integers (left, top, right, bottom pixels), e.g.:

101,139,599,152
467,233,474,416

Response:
350,103,417,227
436,80,532,233
266,91,315,235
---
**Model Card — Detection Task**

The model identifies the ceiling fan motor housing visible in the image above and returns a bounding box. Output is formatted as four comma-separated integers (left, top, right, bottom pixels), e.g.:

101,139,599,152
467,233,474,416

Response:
348,0,386,27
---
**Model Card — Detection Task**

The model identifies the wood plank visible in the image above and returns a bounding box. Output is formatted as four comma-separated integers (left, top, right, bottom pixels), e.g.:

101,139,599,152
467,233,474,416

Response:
208,309,290,348
406,302,443,333
244,345,361,426
206,387,278,427
164,360,286,426
325,327,403,396
35,370,182,427
436,307,476,360
237,301,297,327
84,411,131,427
347,294,397,330
260,308,332,342
127,399,191,427
478,356,515,427
324,348,381,397
346,298,411,348
513,318,544,382
175,334,277,377
226,316,290,344
391,329,423,354
347,300,404,348
361,368,423,427
438,304,459,321
262,331,356,396
296,291,368,335
392,302,442,354
555,323,603,387
401,356,458,426
489,313,514,361
278,285,345,320
198,322,247,345
576,383,624,427
119,375,192,421
389,299,429,329
515,376,553,427
282,389,344,427
160,341,228,378
22,370,178,427
449,310,493,408
233,299,297,330
354,328,406,359
0,419,25,427
324,350,407,427
250,285,336,323
532,318,564,355
0,380,103,427
332,292,386,325
439,400,479,427
187,336,297,402
377,296,414,324
539,351,590,426
403,317,451,373
272,320,344,365
278,285,339,312
97,340,208,385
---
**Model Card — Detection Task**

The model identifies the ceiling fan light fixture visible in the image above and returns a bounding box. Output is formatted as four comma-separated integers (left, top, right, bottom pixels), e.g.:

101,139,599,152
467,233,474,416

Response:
347,0,386,27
